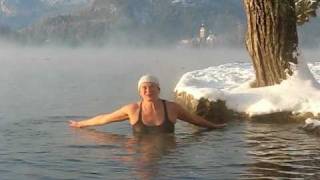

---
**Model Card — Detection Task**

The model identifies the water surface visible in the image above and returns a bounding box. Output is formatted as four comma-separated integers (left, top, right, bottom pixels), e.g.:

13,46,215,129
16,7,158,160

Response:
1,47,319,179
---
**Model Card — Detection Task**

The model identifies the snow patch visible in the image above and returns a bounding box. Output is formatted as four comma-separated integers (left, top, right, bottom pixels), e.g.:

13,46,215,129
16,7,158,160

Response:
0,0,15,16
175,61,320,117
40,0,90,6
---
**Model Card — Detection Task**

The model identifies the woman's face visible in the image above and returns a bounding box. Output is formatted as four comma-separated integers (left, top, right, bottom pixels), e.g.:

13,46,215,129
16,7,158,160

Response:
139,82,160,101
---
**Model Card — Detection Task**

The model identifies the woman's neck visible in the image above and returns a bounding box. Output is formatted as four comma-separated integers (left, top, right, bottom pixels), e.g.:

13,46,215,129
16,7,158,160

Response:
142,98,161,111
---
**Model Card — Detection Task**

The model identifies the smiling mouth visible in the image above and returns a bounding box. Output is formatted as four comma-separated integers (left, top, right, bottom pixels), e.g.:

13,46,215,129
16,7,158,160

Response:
145,93,155,96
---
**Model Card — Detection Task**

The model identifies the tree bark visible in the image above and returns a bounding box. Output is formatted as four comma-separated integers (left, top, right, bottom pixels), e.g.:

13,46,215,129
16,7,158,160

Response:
243,0,299,87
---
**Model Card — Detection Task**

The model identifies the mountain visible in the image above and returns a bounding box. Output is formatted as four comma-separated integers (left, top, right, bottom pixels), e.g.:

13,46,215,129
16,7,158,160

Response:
2,0,319,47
19,0,246,47
40,0,90,6
0,0,90,29
0,0,15,16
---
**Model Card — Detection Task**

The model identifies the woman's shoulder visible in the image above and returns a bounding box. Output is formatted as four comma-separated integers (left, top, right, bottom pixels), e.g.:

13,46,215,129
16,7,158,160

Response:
163,100,181,109
122,102,140,112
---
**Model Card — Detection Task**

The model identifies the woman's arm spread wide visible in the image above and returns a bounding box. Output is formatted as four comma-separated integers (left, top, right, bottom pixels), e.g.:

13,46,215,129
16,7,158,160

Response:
69,106,129,128
175,103,226,129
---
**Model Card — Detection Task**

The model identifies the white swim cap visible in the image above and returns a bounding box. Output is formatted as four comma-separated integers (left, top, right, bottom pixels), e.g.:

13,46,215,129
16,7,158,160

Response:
138,75,160,91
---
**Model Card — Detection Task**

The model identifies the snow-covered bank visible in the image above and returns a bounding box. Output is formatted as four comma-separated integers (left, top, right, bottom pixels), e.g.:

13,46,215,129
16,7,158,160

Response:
303,118,320,135
175,61,320,117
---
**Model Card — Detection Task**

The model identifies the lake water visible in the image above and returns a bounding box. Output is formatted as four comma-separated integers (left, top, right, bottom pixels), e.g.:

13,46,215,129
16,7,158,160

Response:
1,47,320,179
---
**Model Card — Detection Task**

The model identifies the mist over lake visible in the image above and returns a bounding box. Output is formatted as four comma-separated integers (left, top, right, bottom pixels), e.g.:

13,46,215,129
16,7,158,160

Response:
1,0,320,179
0,46,251,119
1,46,320,179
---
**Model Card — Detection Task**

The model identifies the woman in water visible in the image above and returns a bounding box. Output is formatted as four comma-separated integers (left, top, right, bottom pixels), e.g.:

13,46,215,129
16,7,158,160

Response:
69,75,226,133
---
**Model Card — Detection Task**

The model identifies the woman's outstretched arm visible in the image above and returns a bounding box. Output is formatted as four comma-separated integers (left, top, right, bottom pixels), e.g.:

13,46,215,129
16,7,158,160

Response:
174,103,226,129
69,105,131,128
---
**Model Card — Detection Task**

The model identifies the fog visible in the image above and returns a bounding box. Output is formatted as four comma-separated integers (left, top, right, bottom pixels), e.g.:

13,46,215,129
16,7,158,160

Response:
0,45,250,119
1,44,319,121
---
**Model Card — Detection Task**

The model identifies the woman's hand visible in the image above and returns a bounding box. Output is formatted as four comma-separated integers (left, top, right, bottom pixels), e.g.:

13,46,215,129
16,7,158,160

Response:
210,123,227,129
69,120,83,128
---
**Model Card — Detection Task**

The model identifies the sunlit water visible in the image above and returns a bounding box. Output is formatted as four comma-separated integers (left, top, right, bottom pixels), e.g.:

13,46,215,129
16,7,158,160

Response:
1,47,320,179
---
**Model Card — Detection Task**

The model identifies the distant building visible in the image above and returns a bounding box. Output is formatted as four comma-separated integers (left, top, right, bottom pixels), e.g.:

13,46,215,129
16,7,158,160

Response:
178,23,217,48
206,31,216,47
198,23,216,48
199,23,207,44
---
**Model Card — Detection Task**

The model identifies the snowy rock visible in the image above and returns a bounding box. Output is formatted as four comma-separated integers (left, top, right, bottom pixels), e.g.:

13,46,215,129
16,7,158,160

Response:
175,61,320,121
175,91,230,123
303,118,320,135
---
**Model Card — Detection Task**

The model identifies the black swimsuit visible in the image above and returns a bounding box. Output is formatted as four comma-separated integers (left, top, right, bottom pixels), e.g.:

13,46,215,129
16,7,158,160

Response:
132,100,175,134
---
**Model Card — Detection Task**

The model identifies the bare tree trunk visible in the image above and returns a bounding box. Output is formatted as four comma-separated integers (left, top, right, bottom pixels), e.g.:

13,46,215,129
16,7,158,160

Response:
243,0,299,87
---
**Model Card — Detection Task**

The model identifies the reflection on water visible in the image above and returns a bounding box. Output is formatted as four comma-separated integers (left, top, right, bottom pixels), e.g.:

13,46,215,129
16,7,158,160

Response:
1,115,320,179
1,48,320,179
71,129,176,180
242,122,320,179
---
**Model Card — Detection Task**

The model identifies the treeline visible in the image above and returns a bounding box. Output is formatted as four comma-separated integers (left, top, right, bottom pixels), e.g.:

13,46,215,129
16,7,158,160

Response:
6,0,245,47
1,0,319,47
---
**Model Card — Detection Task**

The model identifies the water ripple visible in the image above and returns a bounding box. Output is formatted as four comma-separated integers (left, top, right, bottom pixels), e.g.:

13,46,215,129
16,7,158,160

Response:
241,122,320,179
